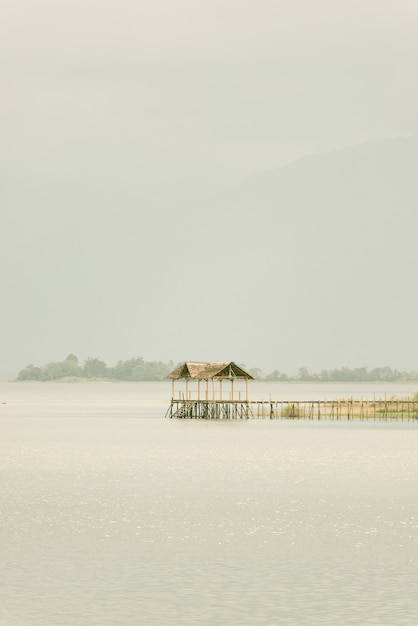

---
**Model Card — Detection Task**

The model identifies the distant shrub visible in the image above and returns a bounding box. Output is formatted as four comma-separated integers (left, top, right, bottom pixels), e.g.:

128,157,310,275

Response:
281,403,301,418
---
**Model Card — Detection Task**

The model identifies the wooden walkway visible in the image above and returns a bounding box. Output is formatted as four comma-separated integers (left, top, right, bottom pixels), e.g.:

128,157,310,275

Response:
166,399,418,420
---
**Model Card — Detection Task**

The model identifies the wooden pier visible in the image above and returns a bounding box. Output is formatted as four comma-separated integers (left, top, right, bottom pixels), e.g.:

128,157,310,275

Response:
166,399,252,419
165,362,418,421
166,398,418,421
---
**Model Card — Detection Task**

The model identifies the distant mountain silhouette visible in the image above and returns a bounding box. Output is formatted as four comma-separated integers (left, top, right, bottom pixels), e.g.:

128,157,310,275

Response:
3,135,418,377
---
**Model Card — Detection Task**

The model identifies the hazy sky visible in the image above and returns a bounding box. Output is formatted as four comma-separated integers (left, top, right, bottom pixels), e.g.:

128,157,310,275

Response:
1,0,418,377
2,0,417,181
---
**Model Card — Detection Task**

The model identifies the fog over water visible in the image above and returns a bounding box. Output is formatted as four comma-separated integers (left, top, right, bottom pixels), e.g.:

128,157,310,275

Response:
1,383,418,625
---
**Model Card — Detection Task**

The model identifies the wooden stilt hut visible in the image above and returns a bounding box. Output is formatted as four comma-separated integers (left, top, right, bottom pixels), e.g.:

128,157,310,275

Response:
166,361,254,419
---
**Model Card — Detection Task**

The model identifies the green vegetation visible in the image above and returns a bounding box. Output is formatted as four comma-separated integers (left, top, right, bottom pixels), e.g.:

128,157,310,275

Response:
16,358,418,383
17,355,174,382
281,403,302,418
263,366,418,383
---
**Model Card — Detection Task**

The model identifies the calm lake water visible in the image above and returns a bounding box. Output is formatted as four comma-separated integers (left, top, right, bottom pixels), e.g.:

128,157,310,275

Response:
1,382,418,625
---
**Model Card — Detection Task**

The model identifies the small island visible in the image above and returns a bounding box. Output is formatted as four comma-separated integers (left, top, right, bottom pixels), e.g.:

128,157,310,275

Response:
16,354,174,382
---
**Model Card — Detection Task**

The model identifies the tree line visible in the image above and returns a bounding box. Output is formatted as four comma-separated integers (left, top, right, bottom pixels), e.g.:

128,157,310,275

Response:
262,366,418,382
17,354,174,381
16,357,418,383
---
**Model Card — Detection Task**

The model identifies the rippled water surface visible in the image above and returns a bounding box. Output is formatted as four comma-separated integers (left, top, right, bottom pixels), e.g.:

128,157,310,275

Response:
1,382,418,625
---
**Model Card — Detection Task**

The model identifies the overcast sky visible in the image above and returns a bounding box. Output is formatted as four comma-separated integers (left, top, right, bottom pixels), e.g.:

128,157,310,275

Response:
2,0,417,182
1,0,418,377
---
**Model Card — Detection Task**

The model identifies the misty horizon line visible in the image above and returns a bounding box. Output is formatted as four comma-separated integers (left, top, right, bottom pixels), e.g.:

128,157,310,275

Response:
12,355,418,384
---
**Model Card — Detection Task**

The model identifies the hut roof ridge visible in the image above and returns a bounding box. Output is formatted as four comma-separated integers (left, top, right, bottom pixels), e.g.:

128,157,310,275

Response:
167,361,254,380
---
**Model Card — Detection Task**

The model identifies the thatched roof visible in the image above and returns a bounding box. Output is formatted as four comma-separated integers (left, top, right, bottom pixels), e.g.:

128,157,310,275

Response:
167,362,254,381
